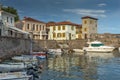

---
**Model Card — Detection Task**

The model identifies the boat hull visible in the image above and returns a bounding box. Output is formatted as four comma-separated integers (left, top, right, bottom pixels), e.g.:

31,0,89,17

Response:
0,72,32,80
32,52,47,59
83,48,114,53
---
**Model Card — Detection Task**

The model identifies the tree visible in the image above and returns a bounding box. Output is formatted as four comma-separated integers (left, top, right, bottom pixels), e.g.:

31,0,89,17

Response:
2,6,19,22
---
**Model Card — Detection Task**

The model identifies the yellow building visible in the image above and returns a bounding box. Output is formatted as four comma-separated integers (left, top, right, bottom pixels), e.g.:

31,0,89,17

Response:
47,21,80,40
76,25,82,39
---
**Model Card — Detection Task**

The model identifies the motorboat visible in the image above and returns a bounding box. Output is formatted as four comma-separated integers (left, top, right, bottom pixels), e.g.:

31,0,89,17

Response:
0,72,32,80
83,41,115,53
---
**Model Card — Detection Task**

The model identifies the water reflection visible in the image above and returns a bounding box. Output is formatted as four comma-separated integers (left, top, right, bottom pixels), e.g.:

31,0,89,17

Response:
40,52,120,80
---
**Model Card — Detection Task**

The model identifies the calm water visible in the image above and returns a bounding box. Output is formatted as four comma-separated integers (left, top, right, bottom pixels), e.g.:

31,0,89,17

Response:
40,52,120,80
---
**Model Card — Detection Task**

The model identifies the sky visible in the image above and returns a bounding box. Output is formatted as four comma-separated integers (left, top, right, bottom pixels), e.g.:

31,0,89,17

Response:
0,0,120,34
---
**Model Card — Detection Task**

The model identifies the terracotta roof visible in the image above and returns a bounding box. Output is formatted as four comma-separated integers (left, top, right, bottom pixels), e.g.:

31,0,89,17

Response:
23,17,45,23
46,21,56,27
81,16,98,20
56,21,81,26
46,21,81,27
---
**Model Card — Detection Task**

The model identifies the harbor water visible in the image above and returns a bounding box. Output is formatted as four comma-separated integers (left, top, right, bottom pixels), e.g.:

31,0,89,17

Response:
39,52,120,80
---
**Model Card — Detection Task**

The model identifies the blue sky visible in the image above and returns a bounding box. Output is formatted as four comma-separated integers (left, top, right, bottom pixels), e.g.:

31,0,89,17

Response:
0,0,120,34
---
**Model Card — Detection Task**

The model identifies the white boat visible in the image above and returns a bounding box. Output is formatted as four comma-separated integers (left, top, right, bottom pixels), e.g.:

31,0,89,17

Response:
0,62,28,72
0,72,32,80
48,49,62,55
73,49,84,53
83,41,115,53
49,49,62,53
12,55,37,62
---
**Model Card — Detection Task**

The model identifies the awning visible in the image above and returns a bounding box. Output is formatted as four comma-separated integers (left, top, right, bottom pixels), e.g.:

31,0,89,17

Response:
9,26,30,34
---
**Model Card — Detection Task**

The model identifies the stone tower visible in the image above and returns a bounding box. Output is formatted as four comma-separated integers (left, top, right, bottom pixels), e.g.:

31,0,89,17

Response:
81,16,98,39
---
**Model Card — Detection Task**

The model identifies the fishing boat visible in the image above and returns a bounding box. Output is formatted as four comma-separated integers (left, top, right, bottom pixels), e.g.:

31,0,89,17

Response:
0,72,32,80
83,41,115,53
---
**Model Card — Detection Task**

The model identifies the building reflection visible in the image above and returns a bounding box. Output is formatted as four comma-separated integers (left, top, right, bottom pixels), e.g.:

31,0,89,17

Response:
46,52,115,80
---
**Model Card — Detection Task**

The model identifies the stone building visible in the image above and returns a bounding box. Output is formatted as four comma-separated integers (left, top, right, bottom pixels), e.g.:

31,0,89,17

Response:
15,17,47,40
82,16,98,39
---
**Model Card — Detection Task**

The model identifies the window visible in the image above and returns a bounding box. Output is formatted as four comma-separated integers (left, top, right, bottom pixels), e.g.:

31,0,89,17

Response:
84,28,87,32
11,18,13,23
7,17,9,22
53,26,56,30
62,26,65,30
33,24,35,31
58,26,61,30
84,20,87,24
62,33,65,37
36,25,38,31
27,24,29,30
71,26,74,30
57,33,61,37
53,33,56,38
40,25,41,30
43,25,44,30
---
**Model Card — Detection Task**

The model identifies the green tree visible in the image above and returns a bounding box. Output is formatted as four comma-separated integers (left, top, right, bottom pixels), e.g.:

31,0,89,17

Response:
2,6,19,22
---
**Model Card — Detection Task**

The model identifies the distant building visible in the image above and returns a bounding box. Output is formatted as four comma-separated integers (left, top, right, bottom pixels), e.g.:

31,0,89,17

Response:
47,21,80,40
0,4,29,38
15,17,47,40
81,16,98,39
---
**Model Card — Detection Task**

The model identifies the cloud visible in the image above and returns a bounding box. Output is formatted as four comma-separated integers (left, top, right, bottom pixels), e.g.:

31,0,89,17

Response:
63,9,106,18
98,3,107,7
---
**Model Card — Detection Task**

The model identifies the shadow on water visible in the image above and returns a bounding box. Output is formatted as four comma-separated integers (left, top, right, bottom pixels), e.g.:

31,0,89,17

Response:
39,51,120,80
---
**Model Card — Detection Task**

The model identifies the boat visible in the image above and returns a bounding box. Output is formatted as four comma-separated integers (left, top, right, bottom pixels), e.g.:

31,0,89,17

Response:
0,72,32,80
83,41,115,53
32,52,47,59
0,62,28,72
12,55,37,62
73,49,84,53
49,49,62,53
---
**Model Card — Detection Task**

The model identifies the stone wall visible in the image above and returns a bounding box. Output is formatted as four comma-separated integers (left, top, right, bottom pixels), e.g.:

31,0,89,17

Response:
0,36,31,61
33,39,87,51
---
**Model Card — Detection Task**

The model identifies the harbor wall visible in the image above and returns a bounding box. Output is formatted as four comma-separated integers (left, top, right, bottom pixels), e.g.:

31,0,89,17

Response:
0,36,31,61
33,38,120,51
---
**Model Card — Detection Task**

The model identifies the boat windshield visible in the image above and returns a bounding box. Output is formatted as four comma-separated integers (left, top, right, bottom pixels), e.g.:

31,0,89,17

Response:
91,43,104,47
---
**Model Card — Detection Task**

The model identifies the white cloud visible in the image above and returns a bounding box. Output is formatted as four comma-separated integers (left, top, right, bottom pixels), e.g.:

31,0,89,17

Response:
98,3,107,7
63,9,106,18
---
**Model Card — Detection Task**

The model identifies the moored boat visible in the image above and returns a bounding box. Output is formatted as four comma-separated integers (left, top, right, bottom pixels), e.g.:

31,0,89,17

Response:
83,41,115,53
0,62,28,72
12,55,37,62
0,72,32,80
32,52,47,59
